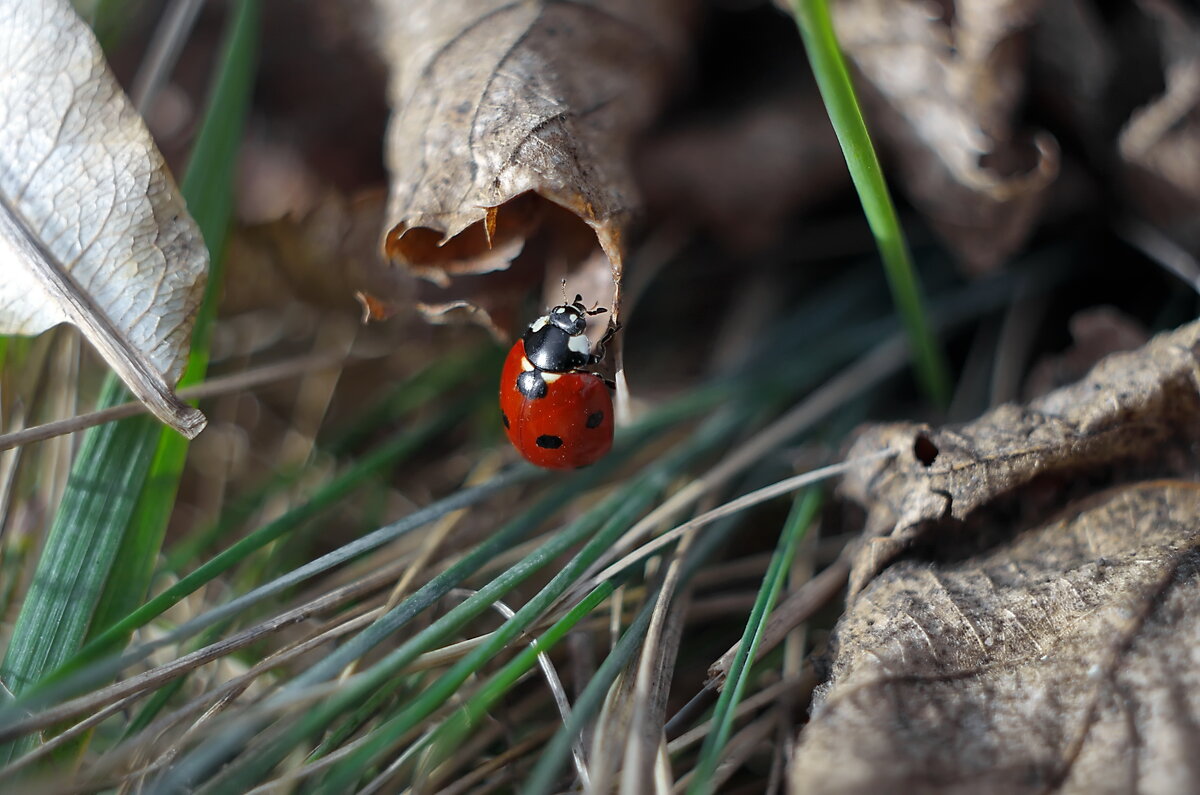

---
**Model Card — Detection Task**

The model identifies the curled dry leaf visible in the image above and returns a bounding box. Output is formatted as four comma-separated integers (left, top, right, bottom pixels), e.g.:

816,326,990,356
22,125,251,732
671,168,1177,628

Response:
375,0,693,323
225,191,524,340
832,0,1060,274
840,319,1200,597
1118,0,1200,253
792,481,1200,794
0,0,208,437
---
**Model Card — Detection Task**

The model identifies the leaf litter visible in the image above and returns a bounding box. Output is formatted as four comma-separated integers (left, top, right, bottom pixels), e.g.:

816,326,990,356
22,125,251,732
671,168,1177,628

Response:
793,320,1200,793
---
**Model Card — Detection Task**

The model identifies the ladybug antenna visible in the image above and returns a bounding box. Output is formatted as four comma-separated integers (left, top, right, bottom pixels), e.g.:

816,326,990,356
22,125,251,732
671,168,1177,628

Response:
560,279,569,304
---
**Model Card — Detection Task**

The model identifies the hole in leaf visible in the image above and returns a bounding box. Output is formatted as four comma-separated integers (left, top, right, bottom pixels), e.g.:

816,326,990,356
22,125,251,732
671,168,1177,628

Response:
913,434,939,466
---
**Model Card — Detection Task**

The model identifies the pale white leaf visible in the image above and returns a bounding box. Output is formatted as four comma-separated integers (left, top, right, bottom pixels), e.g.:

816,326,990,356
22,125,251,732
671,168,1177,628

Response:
0,0,208,437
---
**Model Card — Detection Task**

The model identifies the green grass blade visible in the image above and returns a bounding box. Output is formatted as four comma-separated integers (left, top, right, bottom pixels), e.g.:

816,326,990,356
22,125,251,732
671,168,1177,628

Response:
237,408,748,792
177,455,645,792
314,523,631,792
523,503,751,795
178,3,257,280
0,335,13,371
422,580,615,774
85,0,258,653
787,0,950,405
0,379,159,761
315,413,745,790
90,0,149,52
162,350,489,573
523,585,658,795
61,398,479,677
0,463,536,734
687,489,821,794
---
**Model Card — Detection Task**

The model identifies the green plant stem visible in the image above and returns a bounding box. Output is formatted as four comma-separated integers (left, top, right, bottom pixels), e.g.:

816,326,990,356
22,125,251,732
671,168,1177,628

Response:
787,0,950,406
0,379,159,763
523,584,659,795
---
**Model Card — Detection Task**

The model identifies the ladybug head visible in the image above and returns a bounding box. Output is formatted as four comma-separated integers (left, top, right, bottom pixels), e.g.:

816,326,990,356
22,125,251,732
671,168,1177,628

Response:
547,295,606,337
548,301,587,336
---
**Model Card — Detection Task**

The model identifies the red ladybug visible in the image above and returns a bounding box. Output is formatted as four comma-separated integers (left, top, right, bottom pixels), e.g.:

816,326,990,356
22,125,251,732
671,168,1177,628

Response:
500,296,616,469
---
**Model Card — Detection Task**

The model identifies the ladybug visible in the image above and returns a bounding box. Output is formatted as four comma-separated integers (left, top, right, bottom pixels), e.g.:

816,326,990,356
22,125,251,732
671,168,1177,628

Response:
500,295,617,469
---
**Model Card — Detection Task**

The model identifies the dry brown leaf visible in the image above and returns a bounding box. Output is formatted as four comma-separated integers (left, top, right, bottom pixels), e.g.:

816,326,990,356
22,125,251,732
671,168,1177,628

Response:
840,319,1200,596
226,191,539,341
375,0,694,320
0,0,208,437
832,0,1060,274
791,481,1200,794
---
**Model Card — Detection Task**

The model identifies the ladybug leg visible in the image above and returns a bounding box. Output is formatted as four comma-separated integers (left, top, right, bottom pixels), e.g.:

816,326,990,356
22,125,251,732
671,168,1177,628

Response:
599,320,621,345
588,320,622,365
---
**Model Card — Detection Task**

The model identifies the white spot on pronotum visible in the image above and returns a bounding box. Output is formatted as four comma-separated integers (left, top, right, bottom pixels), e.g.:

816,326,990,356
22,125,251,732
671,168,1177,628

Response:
541,372,562,383
567,334,591,356
521,357,534,371
530,317,548,332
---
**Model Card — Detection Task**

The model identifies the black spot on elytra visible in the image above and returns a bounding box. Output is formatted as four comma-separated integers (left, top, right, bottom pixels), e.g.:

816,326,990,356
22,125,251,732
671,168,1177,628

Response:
501,412,510,429
586,410,604,429
536,435,563,449
517,370,547,399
